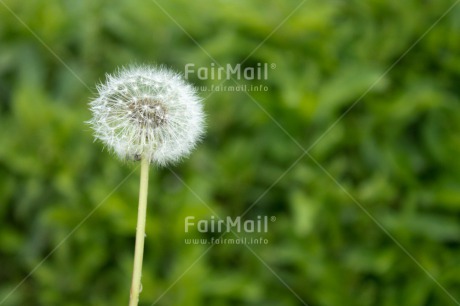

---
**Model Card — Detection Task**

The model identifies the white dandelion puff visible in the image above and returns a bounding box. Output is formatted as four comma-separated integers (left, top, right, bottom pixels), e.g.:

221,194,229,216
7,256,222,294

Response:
88,65,205,166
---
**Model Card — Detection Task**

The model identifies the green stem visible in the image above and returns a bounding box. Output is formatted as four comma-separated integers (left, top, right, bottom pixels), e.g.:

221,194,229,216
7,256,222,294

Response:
129,156,150,306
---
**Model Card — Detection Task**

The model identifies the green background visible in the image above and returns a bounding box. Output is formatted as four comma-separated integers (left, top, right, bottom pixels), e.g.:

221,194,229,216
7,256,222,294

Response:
1,0,460,305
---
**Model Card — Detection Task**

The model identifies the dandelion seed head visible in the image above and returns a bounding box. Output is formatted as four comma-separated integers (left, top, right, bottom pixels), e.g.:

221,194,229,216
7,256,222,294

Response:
88,65,205,166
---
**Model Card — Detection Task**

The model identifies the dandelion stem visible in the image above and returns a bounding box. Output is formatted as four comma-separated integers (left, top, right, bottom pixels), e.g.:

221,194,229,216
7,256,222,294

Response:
129,156,150,306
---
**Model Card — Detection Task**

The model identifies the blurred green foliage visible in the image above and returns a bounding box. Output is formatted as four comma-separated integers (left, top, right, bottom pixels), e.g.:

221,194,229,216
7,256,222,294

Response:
1,0,460,305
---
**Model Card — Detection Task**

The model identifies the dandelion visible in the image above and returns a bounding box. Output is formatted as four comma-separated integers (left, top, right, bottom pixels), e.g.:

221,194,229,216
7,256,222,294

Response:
88,65,204,165
88,65,205,306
